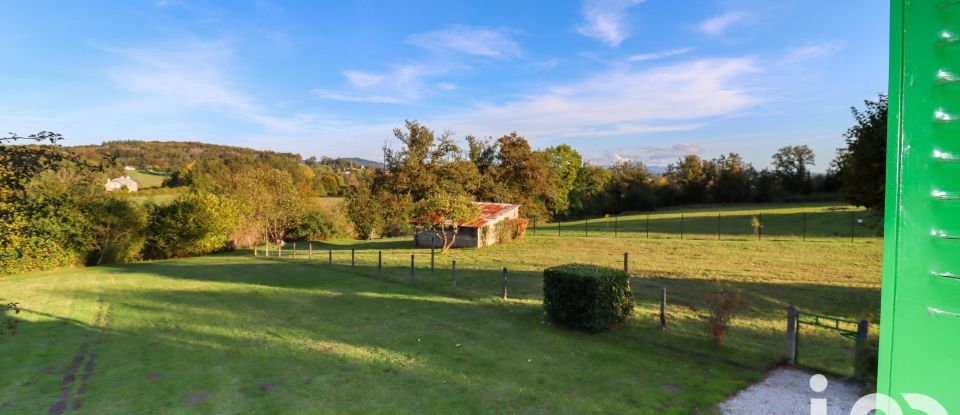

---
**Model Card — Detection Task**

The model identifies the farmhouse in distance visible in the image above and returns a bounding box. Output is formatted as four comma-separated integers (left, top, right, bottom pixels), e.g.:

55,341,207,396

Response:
415,202,520,249
104,176,139,192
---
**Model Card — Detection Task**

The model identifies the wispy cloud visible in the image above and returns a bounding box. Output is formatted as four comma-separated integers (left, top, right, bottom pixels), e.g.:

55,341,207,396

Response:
106,39,309,133
591,143,704,165
312,64,443,104
778,41,844,65
577,0,645,47
406,25,521,59
699,11,745,37
628,47,693,62
429,57,760,141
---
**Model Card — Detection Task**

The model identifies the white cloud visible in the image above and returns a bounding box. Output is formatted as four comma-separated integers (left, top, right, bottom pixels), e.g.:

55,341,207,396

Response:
590,143,704,165
628,47,693,62
436,82,457,91
699,11,745,36
407,25,521,59
778,41,844,65
105,39,309,133
313,64,441,104
577,0,645,47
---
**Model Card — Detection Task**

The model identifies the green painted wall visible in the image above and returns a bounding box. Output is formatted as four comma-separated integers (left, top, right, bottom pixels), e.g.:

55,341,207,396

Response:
880,0,960,411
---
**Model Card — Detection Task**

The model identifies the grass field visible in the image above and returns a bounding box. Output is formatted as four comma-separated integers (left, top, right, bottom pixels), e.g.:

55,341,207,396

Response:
124,169,168,189
537,202,877,240
1,205,883,414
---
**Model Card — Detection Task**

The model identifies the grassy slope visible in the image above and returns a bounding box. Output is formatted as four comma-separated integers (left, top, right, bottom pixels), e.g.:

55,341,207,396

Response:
1,254,756,414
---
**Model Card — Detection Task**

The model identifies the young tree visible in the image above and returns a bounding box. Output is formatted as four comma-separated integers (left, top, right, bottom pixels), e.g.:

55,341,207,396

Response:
833,94,888,210
772,145,816,194
544,144,583,215
414,191,481,253
665,155,710,204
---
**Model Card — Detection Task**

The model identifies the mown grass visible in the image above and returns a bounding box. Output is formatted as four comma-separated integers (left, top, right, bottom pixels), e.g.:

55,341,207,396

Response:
1,204,882,413
295,232,882,378
2,254,762,414
125,169,168,189
535,202,877,240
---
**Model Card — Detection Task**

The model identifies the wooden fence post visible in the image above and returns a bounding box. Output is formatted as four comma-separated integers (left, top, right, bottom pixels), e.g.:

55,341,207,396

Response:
786,305,798,365
377,251,382,273
293,242,296,259
431,238,435,273
758,212,763,241
855,317,870,380
254,245,258,257
351,249,355,267
410,254,415,278
660,287,667,331
308,242,312,260
584,217,588,237
646,214,650,239
614,215,618,238
717,212,721,240
680,214,684,240
452,260,457,288
802,212,807,241
501,267,508,299
328,249,332,265
278,243,282,258
623,252,629,274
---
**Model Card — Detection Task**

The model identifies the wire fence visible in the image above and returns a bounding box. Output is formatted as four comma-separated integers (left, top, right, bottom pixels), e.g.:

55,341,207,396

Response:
528,209,877,242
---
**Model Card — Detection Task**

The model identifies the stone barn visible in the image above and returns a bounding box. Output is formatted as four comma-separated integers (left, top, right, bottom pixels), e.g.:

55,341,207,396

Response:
414,202,521,249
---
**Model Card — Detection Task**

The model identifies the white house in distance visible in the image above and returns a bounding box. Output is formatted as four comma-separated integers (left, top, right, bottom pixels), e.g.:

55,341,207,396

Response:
414,202,521,248
105,176,140,192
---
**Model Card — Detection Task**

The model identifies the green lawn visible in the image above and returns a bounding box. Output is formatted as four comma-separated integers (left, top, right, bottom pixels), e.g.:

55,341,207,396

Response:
125,169,169,189
2,254,761,414
286,234,882,378
1,205,883,413
534,202,876,240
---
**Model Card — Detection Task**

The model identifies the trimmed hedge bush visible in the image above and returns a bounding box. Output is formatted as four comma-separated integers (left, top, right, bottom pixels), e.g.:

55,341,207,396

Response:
543,264,634,332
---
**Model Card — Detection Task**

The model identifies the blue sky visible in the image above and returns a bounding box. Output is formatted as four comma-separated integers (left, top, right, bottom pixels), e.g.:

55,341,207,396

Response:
1,1,888,170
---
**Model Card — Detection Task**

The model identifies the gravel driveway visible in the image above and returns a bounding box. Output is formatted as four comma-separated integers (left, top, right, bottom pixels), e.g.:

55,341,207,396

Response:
719,367,864,414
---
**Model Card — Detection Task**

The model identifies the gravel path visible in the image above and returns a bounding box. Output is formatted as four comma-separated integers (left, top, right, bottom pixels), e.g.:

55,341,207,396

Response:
719,367,863,414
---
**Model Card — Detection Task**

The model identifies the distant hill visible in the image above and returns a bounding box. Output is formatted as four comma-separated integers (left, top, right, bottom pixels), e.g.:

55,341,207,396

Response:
70,140,304,174
337,157,383,169
648,165,667,175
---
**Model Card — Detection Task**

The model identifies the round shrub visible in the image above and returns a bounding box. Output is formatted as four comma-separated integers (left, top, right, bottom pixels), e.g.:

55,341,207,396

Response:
543,264,634,332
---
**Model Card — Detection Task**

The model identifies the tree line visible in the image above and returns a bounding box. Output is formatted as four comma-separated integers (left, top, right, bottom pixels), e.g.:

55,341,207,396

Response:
0,94,886,274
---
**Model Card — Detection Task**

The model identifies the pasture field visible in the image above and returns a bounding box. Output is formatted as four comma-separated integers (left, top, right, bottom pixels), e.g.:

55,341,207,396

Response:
537,202,876,240
2,254,760,414
124,169,168,189
1,205,883,414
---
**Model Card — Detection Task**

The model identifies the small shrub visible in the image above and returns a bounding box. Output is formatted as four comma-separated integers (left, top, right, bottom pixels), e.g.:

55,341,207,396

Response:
493,218,530,244
704,283,742,347
543,264,634,332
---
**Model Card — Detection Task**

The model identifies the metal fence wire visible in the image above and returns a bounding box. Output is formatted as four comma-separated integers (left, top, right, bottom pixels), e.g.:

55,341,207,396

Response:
528,209,875,242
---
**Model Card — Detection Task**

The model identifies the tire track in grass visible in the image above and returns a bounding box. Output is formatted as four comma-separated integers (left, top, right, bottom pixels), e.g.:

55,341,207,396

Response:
48,300,110,415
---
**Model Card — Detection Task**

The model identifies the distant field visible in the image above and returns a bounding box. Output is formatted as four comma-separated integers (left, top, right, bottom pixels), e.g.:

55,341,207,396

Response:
124,189,183,205
536,202,876,241
124,169,168,189
307,196,344,210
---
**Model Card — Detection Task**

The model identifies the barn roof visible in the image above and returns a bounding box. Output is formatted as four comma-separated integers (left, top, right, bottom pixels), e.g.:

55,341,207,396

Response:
462,202,520,228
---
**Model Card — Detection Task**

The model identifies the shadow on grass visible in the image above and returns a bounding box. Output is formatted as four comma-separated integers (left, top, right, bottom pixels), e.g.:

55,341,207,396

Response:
23,257,784,414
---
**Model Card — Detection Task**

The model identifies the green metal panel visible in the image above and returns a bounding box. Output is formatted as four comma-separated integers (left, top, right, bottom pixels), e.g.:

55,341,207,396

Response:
880,0,960,410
